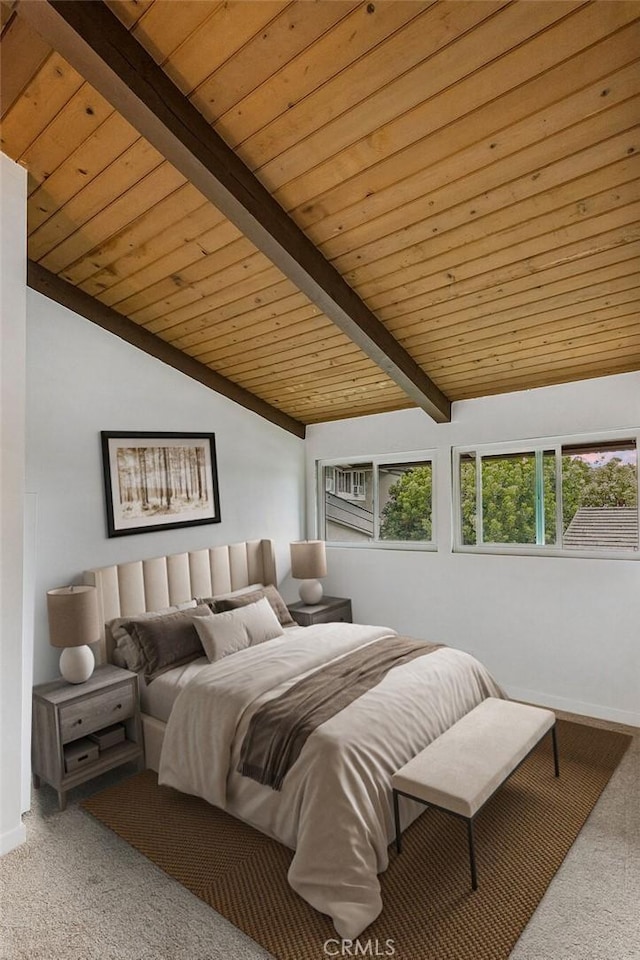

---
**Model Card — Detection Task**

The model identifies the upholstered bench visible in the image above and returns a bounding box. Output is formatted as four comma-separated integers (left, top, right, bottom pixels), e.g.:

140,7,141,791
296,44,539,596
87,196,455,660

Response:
391,697,559,890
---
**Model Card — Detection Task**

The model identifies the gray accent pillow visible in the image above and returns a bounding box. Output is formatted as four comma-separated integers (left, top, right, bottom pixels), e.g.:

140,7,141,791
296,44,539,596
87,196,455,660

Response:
195,582,263,612
212,584,295,627
108,600,197,673
120,605,212,681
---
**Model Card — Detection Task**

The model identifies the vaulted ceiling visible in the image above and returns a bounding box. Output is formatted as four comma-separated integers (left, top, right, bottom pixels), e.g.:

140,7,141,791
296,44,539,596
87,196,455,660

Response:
2,0,639,437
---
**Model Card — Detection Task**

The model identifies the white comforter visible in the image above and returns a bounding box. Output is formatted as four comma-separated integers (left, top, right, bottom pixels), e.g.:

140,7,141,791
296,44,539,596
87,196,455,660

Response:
158,623,503,937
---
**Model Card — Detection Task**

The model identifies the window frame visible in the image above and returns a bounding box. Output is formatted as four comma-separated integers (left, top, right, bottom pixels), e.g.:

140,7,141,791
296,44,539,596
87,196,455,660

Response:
452,429,640,560
316,451,437,551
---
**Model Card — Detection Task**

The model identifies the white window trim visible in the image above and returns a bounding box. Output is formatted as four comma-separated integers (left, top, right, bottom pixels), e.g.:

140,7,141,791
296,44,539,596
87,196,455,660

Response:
452,428,640,561
317,451,437,551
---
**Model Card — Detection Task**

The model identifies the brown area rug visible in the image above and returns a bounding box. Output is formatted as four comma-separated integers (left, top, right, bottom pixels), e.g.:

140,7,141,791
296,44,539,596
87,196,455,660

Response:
82,720,630,960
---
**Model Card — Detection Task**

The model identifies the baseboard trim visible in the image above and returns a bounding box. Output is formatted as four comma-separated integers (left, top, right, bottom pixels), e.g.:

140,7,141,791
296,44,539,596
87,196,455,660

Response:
0,821,26,857
507,686,640,729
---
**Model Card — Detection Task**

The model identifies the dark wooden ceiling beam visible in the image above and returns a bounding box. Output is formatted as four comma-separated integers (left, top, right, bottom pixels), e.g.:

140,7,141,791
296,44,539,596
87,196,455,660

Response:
27,262,306,439
17,0,451,424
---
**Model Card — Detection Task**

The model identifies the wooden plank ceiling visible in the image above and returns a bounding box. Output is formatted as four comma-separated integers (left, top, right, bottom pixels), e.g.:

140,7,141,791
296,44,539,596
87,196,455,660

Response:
1,0,639,435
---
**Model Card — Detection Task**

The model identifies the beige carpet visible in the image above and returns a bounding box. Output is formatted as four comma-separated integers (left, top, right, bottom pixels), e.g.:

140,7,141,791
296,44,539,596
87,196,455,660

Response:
81,720,630,960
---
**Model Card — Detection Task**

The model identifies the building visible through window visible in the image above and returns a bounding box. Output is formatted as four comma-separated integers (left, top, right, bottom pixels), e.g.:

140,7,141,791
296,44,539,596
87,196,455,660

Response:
323,463,374,542
561,442,638,550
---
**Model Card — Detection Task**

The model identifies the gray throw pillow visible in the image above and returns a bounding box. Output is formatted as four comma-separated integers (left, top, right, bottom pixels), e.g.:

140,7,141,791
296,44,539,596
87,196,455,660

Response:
213,584,295,627
108,600,197,672
124,604,212,681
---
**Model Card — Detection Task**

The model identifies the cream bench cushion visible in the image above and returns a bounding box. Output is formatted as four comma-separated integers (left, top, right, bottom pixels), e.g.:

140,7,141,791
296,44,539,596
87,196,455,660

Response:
392,697,556,819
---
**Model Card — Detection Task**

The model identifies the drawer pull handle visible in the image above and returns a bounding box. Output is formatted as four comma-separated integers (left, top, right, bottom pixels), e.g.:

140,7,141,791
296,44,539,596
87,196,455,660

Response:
77,754,88,762
114,703,122,710
74,719,83,726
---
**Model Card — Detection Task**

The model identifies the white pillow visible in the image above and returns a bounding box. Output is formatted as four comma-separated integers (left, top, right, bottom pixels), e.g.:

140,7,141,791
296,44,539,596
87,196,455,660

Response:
194,596,283,662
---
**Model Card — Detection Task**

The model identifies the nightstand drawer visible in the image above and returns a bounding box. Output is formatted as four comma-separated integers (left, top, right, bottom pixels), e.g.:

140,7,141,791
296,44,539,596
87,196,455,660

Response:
307,603,351,625
59,683,134,743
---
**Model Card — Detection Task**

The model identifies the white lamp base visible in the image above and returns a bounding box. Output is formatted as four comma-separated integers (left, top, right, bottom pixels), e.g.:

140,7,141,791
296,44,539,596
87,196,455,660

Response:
59,645,95,684
299,579,323,605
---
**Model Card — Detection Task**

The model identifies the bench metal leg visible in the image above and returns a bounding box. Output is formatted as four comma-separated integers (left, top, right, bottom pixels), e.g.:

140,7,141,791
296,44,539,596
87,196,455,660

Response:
551,725,560,778
393,789,402,855
467,818,478,891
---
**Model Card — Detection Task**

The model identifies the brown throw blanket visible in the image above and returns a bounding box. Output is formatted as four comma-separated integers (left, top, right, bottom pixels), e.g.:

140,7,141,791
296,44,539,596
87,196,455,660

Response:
238,635,442,790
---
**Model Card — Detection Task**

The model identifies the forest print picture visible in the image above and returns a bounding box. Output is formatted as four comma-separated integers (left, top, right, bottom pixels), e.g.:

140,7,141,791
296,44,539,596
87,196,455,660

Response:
101,432,221,537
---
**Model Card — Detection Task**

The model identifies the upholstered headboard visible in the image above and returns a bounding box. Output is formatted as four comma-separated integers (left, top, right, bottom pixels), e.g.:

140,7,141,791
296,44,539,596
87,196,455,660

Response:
85,539,277,664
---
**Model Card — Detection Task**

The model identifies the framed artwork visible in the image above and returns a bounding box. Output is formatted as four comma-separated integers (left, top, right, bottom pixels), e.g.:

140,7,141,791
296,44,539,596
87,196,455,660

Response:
101,432,221,537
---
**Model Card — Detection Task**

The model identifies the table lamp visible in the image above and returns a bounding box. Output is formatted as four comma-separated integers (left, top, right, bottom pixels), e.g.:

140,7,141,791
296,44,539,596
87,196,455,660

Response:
290,540,327,605
47,585,100,683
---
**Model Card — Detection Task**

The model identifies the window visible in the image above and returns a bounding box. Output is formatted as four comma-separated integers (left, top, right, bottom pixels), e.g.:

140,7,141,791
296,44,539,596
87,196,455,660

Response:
459,449,556,546
455,434,638,556
318,454,435,547
334,467,367,500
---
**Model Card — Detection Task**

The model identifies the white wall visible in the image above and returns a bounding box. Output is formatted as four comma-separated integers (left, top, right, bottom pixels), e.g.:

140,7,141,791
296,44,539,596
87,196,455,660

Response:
26,290,305,685
306,373,640,726
0,154,27,854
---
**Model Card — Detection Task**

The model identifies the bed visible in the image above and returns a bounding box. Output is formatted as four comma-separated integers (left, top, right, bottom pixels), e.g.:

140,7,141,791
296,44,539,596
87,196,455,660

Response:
86,538,503,938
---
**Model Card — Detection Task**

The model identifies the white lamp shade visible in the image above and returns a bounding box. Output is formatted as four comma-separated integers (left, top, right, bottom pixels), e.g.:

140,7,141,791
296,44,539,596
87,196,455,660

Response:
47,585,100,649
290,540,327,580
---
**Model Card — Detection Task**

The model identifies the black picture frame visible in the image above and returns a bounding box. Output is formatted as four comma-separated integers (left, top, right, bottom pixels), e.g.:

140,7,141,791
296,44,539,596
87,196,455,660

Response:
101,431,221,538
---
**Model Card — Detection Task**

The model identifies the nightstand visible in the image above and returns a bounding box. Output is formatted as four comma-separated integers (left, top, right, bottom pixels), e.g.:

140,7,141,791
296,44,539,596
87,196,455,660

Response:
32,664,144,810
287,596,352,627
